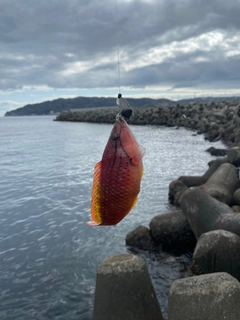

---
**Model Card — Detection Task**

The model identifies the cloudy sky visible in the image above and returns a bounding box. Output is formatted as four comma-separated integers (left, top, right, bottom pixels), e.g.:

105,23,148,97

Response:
1,0,240,115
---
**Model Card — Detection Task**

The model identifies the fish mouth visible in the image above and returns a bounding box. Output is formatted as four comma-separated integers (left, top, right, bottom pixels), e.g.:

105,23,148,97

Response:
109,119,125,141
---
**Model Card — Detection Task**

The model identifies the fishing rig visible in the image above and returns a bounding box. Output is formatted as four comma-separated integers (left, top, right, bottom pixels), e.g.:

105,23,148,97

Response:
115,0,132,121
116,93,133,120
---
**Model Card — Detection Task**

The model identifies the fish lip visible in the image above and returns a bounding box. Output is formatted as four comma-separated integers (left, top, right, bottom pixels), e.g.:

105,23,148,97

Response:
110,117,129,142
110,119,124,140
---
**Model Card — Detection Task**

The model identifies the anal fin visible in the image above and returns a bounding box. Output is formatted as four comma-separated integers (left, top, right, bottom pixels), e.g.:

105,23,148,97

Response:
129,196,138,212
90,161,102,225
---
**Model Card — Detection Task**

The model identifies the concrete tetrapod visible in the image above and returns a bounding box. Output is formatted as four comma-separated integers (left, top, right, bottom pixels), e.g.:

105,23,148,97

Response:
168,272,240,320
168,158,229,204
179,187,233,239
125,225,154,251
180,186,240,238
201,163,239,205
93,254,163,320
149,210,196,251
227,147,240,166
233,188,240,205
191,230,240,280
178,157,228,188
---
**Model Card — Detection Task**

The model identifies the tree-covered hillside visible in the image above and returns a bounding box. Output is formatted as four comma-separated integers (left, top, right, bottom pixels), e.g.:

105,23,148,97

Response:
4,96,172,116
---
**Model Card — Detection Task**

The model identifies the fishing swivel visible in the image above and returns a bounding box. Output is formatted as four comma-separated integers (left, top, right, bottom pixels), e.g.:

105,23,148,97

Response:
116,93,133,121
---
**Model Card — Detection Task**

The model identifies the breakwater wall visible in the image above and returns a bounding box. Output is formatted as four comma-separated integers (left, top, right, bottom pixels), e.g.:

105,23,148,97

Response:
56,99,240,145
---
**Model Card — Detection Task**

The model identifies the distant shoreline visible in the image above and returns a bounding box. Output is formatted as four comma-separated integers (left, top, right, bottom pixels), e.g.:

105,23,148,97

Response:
4,95,240,116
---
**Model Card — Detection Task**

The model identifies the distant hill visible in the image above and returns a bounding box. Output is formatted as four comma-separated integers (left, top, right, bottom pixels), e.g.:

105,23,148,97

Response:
177,96,240,104
4,95,240,116
4,96,172,116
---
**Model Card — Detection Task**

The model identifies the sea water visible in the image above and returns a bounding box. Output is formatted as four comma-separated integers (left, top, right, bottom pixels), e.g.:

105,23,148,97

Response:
0,116,225,319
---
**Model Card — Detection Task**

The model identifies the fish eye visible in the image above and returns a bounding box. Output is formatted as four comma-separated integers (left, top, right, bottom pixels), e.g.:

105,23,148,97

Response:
112,134,120,140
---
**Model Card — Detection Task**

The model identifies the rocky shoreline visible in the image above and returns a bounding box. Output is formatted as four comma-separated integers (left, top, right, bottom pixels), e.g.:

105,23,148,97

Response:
56,99,240,144
57,100,240,319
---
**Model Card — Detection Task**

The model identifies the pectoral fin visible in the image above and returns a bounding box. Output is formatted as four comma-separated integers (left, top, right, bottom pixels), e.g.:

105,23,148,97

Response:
132,144,146,165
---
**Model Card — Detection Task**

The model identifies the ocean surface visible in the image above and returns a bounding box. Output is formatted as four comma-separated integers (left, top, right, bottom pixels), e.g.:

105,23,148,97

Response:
0,116,225,320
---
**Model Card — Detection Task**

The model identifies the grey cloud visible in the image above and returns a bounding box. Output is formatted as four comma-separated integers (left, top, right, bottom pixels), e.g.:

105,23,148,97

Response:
120,47,240,90
0,0,240,93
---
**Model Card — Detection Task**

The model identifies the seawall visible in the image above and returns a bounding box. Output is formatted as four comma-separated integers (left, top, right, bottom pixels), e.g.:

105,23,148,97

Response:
55,99,240,145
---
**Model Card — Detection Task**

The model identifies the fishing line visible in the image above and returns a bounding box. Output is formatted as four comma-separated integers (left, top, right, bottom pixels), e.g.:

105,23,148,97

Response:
114,0,121,94
114,0,133,120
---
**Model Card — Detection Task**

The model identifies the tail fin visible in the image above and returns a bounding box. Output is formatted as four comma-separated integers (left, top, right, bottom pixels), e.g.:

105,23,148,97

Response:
87,221,100,227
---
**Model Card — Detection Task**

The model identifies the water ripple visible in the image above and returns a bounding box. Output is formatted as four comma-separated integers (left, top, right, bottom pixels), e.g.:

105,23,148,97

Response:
0,117,225,319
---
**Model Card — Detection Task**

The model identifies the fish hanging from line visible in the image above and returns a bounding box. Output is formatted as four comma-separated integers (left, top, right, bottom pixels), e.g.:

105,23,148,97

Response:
87,115,145,226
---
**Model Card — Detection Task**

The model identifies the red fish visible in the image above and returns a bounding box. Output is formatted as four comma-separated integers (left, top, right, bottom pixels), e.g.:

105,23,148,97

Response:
87,118,145,226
